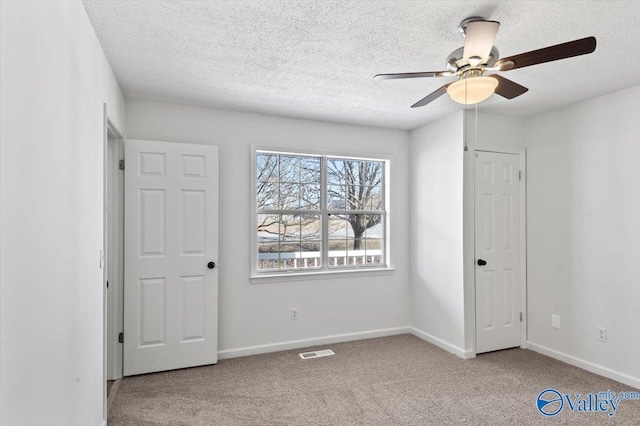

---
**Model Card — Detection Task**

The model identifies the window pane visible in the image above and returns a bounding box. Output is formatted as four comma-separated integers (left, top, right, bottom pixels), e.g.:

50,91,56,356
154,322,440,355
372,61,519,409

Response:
257,214,280,241
256,154,278,182
280,214,300,241
366,186,383,210
344,160,361,184
326,159,344,185
300,214,321,240
362,161,383,187
300,183,320,209
345,213,365,250
327,185,346,209
257,181,278,209
328,239,347,252
279,183,300,209
363,214,383,238
279,155,300,183
346,185,368,210
328,214,348,239
347,237,359,251
300,156,320,184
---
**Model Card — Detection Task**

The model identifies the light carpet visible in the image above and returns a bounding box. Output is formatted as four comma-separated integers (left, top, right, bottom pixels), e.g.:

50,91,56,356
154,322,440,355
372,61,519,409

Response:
109,334,640,425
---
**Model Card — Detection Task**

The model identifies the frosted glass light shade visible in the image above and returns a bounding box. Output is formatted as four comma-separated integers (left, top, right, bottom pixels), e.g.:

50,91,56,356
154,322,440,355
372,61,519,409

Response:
447,76,498,104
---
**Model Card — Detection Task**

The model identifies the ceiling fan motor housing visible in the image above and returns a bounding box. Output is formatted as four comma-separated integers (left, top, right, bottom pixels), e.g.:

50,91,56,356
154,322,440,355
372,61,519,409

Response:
446,46,500,72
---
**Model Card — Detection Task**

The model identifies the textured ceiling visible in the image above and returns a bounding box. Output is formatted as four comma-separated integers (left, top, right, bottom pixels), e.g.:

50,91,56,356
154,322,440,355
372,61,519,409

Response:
82,0,640,130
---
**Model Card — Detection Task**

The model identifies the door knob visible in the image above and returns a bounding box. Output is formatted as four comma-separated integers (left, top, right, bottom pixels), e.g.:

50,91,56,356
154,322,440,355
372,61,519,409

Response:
477,259,487,266
207,261,216,269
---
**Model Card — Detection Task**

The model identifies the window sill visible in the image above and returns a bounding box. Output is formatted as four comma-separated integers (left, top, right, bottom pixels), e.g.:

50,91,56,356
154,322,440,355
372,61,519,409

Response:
250,267,396,284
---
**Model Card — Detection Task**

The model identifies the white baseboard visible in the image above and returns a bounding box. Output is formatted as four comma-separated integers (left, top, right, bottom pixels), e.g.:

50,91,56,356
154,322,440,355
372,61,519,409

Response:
527,341,640,390
409,327,474,359
217,326,411,360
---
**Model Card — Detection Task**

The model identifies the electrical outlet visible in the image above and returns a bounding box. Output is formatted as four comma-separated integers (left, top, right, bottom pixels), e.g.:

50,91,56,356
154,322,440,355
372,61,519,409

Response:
598,327,607,342
551,314,560,329
290,308,298,321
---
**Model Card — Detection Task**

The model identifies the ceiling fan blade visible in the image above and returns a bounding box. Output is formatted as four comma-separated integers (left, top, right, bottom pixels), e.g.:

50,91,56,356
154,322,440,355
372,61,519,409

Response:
463,20,500,63
411,84,451,108
489,75,528,99
373,71,451,80
495,36,596,71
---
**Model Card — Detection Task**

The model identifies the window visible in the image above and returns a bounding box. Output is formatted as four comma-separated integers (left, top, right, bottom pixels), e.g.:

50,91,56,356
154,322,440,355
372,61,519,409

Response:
254,150,388,275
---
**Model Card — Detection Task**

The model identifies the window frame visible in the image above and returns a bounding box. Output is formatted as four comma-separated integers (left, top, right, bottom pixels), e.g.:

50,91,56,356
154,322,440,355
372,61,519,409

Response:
250,145,395,282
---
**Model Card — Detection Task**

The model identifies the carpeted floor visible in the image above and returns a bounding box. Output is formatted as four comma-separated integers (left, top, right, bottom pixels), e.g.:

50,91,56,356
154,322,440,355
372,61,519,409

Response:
109,334,640,425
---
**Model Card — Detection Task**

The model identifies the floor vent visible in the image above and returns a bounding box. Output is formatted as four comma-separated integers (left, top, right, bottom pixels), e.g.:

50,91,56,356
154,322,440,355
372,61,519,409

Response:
299,349,335,359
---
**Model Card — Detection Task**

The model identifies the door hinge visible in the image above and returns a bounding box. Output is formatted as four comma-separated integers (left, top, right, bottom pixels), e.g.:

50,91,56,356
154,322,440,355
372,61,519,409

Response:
106,280,109,289
520,312,523,322
119,159,125,171
518,170,522,181
118,332,124,343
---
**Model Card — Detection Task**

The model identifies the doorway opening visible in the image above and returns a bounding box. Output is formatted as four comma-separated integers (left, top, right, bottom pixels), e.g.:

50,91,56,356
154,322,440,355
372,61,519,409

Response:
104,115,124,418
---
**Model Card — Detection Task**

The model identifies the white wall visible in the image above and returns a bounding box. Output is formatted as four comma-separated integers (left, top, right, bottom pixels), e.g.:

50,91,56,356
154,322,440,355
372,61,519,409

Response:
525,85,640,388
125,99,411,355
408,112,467,355
464,111,525,150
0,1,125,425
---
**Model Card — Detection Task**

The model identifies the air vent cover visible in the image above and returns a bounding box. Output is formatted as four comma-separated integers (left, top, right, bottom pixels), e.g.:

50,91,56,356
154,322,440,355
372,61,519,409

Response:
299,349,335,359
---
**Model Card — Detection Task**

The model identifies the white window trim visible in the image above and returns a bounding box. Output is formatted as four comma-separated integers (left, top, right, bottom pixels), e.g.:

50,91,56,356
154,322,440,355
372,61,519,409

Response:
249,144,396,282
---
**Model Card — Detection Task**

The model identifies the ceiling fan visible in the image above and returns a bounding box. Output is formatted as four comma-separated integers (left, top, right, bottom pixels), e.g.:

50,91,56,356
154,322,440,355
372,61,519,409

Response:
374,17,597,107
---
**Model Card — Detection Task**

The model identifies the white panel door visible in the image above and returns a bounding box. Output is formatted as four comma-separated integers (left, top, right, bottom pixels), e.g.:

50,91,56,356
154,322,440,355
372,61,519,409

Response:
475,151,521,354
124,139,218,376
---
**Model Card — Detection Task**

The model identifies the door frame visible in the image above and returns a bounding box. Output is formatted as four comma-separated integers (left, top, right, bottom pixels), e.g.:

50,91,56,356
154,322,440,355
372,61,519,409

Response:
103,104,124,423
470,144,527,354
106,127,124,382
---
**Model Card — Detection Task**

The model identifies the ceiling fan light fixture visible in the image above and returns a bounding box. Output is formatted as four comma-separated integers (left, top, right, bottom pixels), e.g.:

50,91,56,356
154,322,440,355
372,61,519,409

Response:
447,76,498,104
